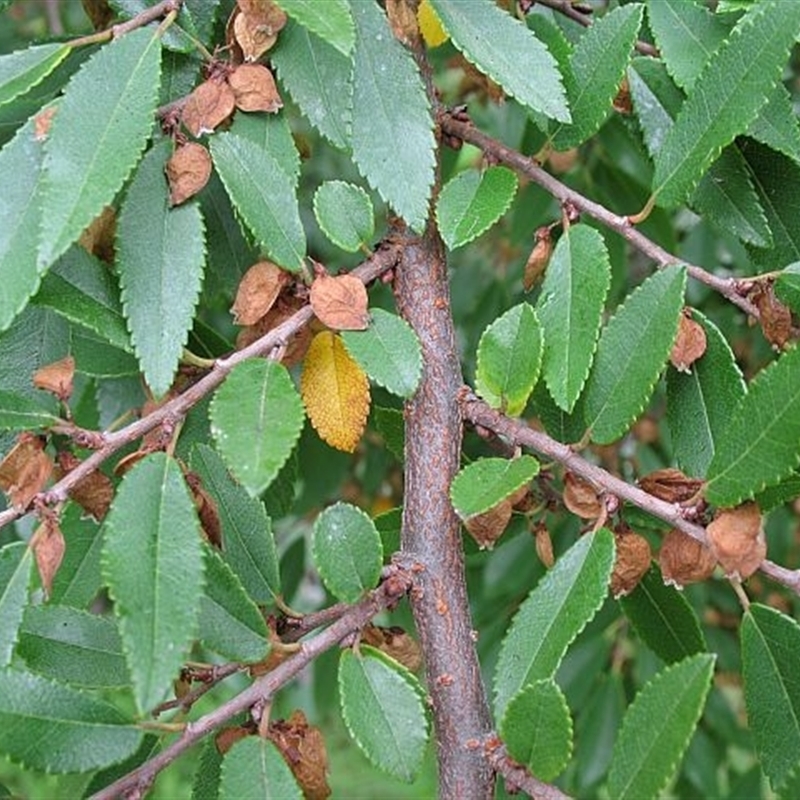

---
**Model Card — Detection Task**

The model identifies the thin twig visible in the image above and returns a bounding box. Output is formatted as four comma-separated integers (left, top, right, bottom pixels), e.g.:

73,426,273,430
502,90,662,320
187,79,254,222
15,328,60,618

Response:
439,113,760,321
152,663,244,717
67,0,182,47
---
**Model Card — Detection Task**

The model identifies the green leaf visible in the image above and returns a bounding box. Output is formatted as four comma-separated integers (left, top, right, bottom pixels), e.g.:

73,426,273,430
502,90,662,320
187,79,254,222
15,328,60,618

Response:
493,529,615,718
102,453,205,714
436,166,518,250
33,246,132,353
666,310,745,478
191,444,281,604
536,224,611,412
652,1,800,207
17,605,129,688
313,181,374,252
0,543,31,668
71,328,139,378
0,43,70,108
0,391,59,431
39,26,162,268
209,359,305,497
0,667,142,773
192,738,223,800
755,472,800,513
198,548,269,663
742,604,800,788
584,266,686,445
607,653,715,800
276,0,354,55
339,646,429,782
450,456,539,520
500,679,573,783
429,0,570,123
350,0,434,231
50,504,103,608
746,85,800,165
270,20,352,150
475,303,543,416
228,112,300,188
312,502,382,603
776,263,800,316
117,141,205,396
373,407,405,463
219,736,302,800
705,345,800,506
620,564,706,664
210,131,306,272
341,309,422,399
550,4,643,150
112,0,220,53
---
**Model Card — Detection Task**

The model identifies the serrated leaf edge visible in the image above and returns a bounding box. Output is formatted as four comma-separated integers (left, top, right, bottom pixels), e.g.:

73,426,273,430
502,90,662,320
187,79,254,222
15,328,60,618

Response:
312,180,374,252
450,455,540,520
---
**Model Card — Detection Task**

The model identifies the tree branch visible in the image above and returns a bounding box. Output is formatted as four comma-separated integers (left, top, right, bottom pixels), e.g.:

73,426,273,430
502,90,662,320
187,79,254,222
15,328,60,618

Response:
90,568,413,800
68,0,182,47
458,391,800,596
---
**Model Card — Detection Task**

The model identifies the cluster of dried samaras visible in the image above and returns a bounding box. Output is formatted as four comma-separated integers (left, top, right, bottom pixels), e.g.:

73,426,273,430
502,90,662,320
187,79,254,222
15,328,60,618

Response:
162,0,288,206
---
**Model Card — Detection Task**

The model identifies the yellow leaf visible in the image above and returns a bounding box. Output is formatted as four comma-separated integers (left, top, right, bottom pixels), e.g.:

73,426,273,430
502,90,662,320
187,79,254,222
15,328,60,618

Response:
418,0,448,47
301,331,370,453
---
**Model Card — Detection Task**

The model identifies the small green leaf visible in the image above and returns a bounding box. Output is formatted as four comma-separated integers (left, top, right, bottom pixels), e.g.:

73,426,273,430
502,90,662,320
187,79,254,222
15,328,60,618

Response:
494,529,615,718
550,4,643,149
450,456,539,520
373,407,405,463
776,263,800,316
341,309,422,399
50,504,103,608
500,680,573,783
39,26,162,268
210,131,306,272
102,453,205,714
747,85,800,165
219,736,302,800
0,391,59,431
584,266,686,445
536,224,611,412
0,43,69,108
429,0,570,122
666,310,745,478
17,605,128,688
0,543,31,668
652,1,800,207
436,166,518,250
620,564,706,664
350,0,434,231
198,549,269,663
607,653,715,800
0,667,142,773
706,344,800,506
117,141,204,396
192,738,223,800
270,20,352,150
475,303,543,416
742,604,800,787
339,646,429,782
313,181,374,252
191,444,281,603
312,502,382,603
276,0,354,55
209,359,305,498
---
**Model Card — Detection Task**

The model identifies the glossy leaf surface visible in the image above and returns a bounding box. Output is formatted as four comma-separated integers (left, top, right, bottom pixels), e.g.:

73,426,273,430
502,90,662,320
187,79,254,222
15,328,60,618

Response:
450,455,539,519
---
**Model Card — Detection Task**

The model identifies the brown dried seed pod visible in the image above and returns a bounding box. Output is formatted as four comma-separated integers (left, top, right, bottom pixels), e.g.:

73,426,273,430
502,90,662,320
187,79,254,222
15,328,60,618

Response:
215,725,253,755
532,522,555,568
752,283,792,350
184,471,222,549
562,472,603,519
166,142,212,206
231,261,290,326
361,624,423,672
659,528,717,588
236,295,312,366
56,452,114,522
464,499,513,550
523,226,554,291
612,77,632,115
33,355,75,402
228,63,283,113
31,516,65,599
706,502,765,580
548,148,578,174
233,11,279,61
267,710,331,800
0,433,53,510
79,205,116,263
610,528,651,597
638,467,704,504
309,272,370,331
670,309,707,373
181,79,236,137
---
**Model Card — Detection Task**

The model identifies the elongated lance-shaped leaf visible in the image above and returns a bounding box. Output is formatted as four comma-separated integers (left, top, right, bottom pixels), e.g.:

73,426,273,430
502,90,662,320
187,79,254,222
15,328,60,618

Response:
742,604,800,789
229,112,300,187
0,543,31,668
341,309,422,399
271,20,352,150
219,736,302,800
429,0,569,123
607,653,715,800
494,529,615,718
667,310,745,478
652,0,800,207
0,42,70,108
209,359,305,497
193,738,223,800
339,646,430,782
475,303,543,416
210,131,306,271
536,224,611,412
276,0,354,55
102,453,205,714
0,391,59,432
550,4,643,150
38,26,162,269
313,180,374,252
450,456,539,520
705,344,800,506
350,0,434,231
117,141,205,396
584,266,686,445
436,166,518,251
0,667,143,773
